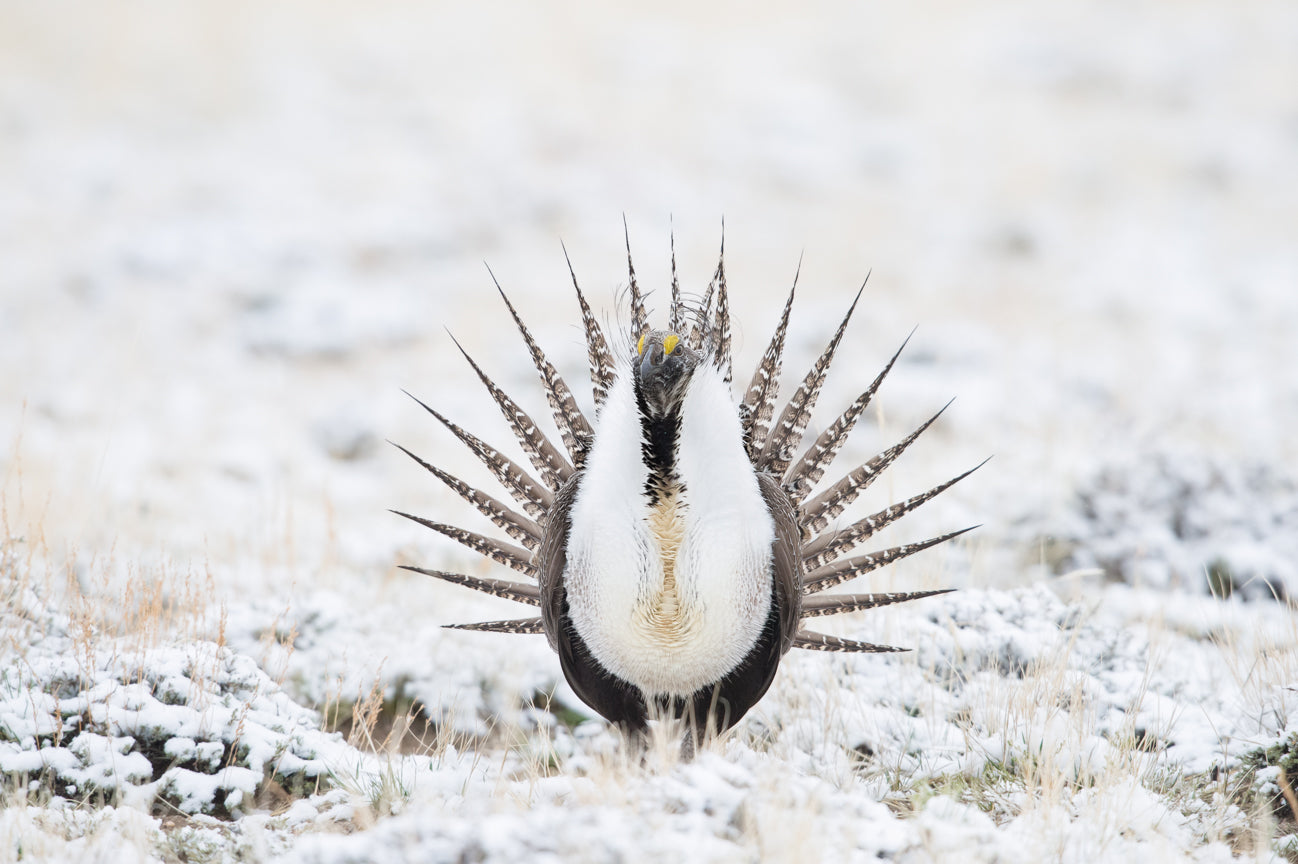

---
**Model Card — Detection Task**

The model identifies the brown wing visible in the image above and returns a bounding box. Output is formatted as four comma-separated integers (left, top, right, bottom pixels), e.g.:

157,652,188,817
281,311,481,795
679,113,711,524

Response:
537,476,573,652
758,471,804,653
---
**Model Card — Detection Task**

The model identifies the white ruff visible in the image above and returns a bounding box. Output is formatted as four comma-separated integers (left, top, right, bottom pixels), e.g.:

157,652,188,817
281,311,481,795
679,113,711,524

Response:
564,363,774,698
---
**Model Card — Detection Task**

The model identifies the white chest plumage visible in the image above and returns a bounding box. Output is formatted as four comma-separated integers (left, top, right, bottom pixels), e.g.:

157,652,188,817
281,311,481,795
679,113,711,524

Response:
403,241,974,742
564,363,775,698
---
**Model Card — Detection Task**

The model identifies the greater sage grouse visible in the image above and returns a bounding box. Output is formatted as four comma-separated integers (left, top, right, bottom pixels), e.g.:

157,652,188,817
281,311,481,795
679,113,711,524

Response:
395,235,981,748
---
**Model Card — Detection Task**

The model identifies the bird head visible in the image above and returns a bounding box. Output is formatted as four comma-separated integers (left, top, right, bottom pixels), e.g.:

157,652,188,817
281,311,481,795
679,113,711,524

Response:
634,330,699,418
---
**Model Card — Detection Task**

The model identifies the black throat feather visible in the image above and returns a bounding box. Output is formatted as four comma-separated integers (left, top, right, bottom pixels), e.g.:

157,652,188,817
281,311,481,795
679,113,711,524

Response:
633,378,682,505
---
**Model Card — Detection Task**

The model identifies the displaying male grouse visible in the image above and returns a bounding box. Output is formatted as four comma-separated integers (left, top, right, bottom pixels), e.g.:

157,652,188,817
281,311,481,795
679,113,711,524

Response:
394,232,981,748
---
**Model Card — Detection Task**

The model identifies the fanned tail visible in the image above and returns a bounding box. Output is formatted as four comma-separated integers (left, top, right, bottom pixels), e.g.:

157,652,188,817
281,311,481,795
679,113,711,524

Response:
400,566,541,606
741,267,798,460
563,243,617,410
711,231,732,386
800,588,954,619
444,618,545,634
782,330,912,502
624,216,648,342
401,242,983,653
802,527,978,594
802,460,989,570
447,334,572,491
403,391,553,518
799,400,954,536
792,631,909,653
389,442,541,550
758,287,864,478
488,273,594,463
391,510,536,577
668,228,684,335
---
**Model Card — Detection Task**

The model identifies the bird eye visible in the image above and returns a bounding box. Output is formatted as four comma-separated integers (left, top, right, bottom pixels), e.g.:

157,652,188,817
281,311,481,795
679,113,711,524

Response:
637,335,646,355
663,334,680,355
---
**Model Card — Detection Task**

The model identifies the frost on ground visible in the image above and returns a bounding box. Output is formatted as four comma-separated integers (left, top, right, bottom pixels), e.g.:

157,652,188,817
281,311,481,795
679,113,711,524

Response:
4,0,1298,860
1035,447,1298,602
4,531,1298,862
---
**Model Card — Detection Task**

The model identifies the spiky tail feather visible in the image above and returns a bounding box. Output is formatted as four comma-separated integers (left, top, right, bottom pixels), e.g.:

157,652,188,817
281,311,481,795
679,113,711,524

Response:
792,631,909,653
488,274,594,462
758,288,863,479
563,243,616,409
801,527,978,594
391,511,536,577
624,217,649,341
400,566,541,606
799,400,954,536
390,442,541,550
741,267,798,460
445,618,545,634
783,330,912,502
711,233,733,386
801,459,989,570
446,334,572,490
799,588,955,619
668,229,684,335
403,391,553,517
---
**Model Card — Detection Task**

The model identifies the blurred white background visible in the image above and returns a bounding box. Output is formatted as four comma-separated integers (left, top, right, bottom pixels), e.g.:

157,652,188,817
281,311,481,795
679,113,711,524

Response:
2,0,1296,591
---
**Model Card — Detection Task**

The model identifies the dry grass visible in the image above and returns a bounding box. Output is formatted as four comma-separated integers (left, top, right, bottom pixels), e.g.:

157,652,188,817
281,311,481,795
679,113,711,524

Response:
6,422,1298,862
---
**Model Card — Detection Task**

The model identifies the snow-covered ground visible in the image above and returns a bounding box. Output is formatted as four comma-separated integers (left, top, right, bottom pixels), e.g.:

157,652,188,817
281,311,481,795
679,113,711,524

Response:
3,1,1297,861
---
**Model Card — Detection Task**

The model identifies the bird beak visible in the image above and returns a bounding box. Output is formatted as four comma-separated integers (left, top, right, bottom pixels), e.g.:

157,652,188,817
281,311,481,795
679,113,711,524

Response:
639,341,667,382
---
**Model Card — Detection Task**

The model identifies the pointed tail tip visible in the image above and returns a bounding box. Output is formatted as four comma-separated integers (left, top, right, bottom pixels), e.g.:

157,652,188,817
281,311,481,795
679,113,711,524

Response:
401,389,439,416
482,260,504,289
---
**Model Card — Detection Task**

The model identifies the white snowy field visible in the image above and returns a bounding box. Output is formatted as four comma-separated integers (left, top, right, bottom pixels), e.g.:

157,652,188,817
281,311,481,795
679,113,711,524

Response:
3,1,1298,861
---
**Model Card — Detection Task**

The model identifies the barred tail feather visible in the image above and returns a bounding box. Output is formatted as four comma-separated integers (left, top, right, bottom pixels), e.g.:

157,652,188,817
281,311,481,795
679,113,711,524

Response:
563,243,617,409
711,232,733,386
444,618,545,635
668,228,684,335
400,566,541,606
792,631,909,653
802,459,988,570
799,588,955,619
624,216,648,341
402,392,554,518
488,276,595,462
758,287,863,478
390,510,537,577
802,526,978,594
800,400,954,536
447,334,572,490
783,330,912,502
389,442,542,549
741,268,797,460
